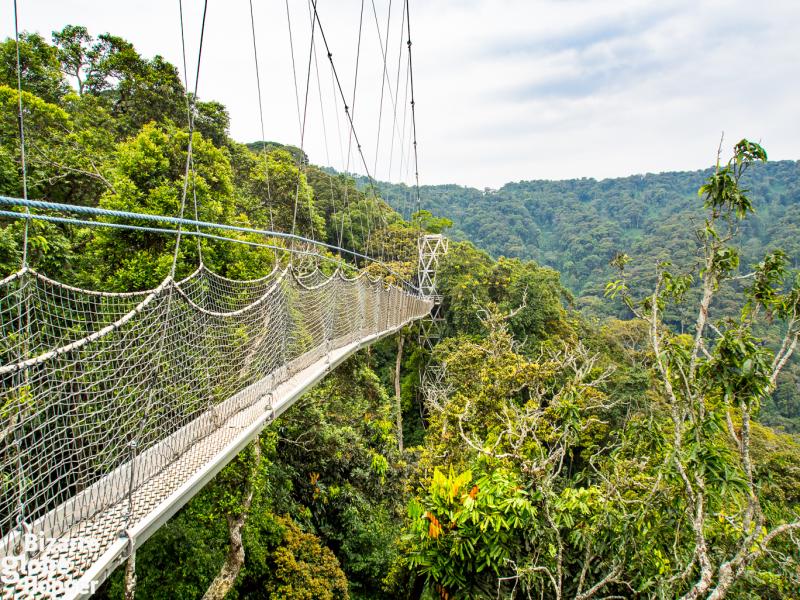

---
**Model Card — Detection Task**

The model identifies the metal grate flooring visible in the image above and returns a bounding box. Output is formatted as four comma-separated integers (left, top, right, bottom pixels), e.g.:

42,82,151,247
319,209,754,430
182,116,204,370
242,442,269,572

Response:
1,316,420,600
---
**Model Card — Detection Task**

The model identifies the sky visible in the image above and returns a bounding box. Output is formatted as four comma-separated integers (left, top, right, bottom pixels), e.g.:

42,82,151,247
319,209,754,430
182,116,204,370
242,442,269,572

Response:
2,0,799,189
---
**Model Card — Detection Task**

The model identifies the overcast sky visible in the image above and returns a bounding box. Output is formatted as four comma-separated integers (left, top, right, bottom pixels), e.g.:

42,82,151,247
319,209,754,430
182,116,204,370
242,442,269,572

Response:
3,0,799,188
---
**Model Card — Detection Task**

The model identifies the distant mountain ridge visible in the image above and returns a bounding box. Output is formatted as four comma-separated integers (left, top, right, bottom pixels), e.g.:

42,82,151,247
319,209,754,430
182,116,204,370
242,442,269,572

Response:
369,160,800,298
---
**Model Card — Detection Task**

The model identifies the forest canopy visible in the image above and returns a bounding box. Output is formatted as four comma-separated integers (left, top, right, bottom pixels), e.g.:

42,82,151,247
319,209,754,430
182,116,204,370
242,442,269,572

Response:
0,23,798,600
372,162,800,433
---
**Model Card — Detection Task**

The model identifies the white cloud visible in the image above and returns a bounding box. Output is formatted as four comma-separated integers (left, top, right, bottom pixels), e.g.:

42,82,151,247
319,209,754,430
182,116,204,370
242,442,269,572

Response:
2,0,798,189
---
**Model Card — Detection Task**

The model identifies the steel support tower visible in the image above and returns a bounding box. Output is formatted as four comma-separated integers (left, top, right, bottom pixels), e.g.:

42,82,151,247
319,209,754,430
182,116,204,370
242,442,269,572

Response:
417,234,449,411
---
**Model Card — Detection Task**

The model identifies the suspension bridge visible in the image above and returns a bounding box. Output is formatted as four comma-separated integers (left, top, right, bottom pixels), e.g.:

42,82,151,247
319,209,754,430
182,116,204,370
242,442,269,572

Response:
0,0,442,596
0,230,434,598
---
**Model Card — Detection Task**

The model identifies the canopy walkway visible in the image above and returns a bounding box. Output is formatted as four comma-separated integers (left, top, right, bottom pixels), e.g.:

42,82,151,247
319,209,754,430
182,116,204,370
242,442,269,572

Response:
1,0,434,594
0,261,432,599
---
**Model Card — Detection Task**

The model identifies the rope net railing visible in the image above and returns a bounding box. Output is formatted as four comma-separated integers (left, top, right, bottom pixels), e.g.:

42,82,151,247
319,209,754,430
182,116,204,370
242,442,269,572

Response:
1,0,432,593
0,262,431,597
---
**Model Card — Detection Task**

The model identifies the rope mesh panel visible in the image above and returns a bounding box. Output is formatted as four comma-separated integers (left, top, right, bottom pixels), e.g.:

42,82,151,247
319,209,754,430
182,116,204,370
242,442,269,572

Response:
0,265,431,597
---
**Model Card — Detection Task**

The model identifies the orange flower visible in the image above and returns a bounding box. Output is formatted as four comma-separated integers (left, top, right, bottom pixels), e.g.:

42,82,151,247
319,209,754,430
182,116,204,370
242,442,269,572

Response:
425,511,443,539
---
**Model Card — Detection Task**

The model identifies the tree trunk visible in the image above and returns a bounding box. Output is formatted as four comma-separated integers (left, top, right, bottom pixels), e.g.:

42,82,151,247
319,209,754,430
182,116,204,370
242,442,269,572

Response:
202,440,261,600
395,335,405,452
202,513,247,600
124,550,136,600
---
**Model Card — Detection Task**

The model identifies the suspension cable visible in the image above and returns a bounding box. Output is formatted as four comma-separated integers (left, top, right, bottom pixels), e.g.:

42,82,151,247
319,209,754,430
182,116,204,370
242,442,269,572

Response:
12,0,30,268
388,0,406,185
179,0,203,264
404,0,421,222
370,0,391,180
173,0,209,277
248,0,278,261
307,0,343,250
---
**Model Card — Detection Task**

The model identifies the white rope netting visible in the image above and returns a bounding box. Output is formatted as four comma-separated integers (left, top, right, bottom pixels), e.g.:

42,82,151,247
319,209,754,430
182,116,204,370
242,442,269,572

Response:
0,264,431,597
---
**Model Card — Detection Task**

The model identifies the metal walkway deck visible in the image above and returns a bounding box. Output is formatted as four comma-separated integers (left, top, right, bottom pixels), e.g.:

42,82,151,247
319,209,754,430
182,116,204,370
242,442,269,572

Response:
1,315,423,599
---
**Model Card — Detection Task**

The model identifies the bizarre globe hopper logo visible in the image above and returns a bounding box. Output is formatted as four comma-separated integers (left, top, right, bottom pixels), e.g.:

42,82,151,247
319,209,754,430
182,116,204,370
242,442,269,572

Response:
2,533,101,597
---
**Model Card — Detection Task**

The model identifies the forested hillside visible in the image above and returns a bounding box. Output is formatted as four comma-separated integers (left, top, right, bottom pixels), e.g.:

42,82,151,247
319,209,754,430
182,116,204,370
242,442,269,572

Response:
374,163,800,432
1,25,799,600
375,161,800,300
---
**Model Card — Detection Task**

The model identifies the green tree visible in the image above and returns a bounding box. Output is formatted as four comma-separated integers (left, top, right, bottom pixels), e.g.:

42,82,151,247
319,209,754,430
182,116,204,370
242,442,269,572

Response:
402,309,643,598
0,32,65,103
411,209,452,234
82,122,238,289
79,33,185,135
52,25,97,95
194,100,230,148
239,515,349,599
607,139,800,598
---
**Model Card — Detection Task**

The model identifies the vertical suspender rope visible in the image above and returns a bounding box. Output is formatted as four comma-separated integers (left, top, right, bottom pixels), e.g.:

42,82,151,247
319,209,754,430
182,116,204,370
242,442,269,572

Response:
172,0,209,278
405,0,421,225
369,0,391,183
179,0,203,265
285,0,301,251
315,50,341,249
285,0,304,146
388,0,406,187
285,0,315,261
12,0,30,268
181,3,217,458
398,54,411,219
124,2,210,582
327,46,351,249
310,0,394,267
189,154,203,262
403,80,415,219
307,0,343,251
11,0,31,547
368,0,393,264
300,6,319,252
348,0,370,256
370,0,394,179
321,26,357,255
249,0,278,263
352,0,388,263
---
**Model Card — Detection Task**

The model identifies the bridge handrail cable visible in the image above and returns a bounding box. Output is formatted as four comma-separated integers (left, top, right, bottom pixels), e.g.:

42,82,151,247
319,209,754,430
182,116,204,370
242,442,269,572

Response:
0,196,421,293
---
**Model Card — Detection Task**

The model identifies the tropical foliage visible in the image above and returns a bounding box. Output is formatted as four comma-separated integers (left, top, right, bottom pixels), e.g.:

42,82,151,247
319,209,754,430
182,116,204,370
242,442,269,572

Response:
1,25,798,600
373,159,800,432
